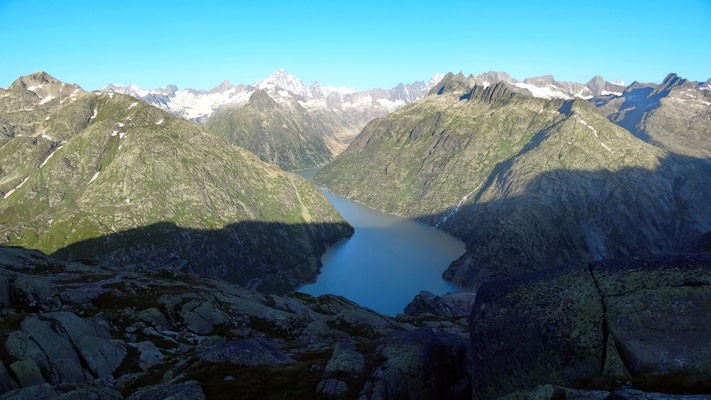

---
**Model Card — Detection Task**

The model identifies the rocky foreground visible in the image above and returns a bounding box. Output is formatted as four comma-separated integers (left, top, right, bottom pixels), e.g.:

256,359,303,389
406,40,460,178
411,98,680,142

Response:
1,244,710,399
0,246,472,399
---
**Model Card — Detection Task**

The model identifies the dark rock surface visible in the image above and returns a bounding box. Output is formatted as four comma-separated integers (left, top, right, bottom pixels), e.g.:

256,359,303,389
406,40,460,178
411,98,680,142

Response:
0,246,470,399
471,254,711,399
404,290,476,317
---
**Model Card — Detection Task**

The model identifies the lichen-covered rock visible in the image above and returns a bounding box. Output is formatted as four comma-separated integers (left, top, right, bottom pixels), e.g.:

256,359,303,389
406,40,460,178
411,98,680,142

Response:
592,255,711,387
0,383,55,400
471,265,603,400
471,254,711,399
180,300,228,335
366,328,471,400
9,315,85,385
136,308,169,330
46,312,126,382
129,341,163,371
8,359,44,388
198,339,294,366
125,380,206,400
325,341,365,373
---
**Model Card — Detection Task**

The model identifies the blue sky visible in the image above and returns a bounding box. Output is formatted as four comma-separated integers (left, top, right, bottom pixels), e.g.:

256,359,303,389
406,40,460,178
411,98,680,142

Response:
1,0,710,91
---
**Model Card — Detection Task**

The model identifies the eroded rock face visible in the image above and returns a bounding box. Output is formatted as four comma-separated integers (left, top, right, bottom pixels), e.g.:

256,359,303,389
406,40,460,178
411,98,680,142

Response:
471,254,711,399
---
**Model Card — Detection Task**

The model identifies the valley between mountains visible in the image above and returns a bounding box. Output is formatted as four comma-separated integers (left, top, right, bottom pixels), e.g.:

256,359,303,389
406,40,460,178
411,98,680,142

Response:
1,68,710,400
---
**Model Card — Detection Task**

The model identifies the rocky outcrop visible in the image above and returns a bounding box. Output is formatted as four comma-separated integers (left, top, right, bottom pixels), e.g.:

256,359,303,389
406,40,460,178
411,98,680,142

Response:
0,246,469,399
404,290,476,317
470,254,711,399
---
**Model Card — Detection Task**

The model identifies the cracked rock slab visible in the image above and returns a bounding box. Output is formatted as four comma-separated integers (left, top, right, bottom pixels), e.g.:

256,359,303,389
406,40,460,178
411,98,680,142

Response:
470,254,711,399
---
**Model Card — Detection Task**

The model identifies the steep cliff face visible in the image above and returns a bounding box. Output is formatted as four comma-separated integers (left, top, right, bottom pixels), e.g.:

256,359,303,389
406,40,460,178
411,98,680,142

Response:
316,73,711,289
0,73,352,293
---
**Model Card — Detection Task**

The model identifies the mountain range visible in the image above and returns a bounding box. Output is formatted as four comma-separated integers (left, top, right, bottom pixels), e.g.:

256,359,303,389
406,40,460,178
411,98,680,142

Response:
102,70,444,170
315,71,711,288
102,70,636,170
0,72,352,293
1,67,711,399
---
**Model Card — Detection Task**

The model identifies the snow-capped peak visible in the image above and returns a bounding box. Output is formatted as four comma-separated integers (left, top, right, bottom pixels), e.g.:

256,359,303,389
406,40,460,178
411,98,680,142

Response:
255,69,309,97
101,71,443,121
427,73,445,89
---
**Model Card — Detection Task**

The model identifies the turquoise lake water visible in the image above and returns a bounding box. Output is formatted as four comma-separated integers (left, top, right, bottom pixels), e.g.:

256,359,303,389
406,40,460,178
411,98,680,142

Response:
295,168,465,316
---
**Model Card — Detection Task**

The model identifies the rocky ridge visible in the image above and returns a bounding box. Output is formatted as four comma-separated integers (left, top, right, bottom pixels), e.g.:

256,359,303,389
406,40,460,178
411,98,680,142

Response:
593,73,711,158
0,72,352,293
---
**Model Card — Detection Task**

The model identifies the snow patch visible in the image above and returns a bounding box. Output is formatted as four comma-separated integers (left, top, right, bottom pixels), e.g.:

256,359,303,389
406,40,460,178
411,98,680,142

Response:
601,143,613,153
111,130,118,136
577,117,598,138
39,96,55,105
3,177,29,199
128,102,138,110
117,122,124,127
90,109,97,120
45,116,50,121
119,132,125,139
155,118,164,125
89,171,100,183
514,82,572,99
436,181,485,227
39,145,63,168
377,98,406,111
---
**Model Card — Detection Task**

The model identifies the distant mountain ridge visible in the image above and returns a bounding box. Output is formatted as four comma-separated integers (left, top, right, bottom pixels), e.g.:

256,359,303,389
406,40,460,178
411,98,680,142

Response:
429,71,628,99
102,70,445,122
102,70,445,169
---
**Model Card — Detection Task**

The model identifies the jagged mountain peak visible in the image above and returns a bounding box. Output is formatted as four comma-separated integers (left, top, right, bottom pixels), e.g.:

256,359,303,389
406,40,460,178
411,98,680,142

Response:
209,79,236,94
11,71,67,91
652,72,688,96
255,69,309,97
586,75,606,87
428,72,475,96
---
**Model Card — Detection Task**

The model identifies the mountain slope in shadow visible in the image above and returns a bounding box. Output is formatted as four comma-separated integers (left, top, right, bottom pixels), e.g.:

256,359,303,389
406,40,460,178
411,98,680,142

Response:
315,74,711,289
